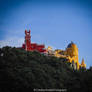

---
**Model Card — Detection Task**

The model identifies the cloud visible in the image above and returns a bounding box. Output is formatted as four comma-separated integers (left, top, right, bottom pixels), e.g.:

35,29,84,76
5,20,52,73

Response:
0,36,24,48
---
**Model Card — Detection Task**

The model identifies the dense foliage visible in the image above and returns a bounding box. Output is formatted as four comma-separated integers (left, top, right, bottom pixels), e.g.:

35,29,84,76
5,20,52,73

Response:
0,46,92,92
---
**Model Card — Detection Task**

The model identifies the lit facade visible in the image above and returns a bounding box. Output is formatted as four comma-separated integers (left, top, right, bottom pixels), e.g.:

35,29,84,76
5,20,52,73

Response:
47,42,86,69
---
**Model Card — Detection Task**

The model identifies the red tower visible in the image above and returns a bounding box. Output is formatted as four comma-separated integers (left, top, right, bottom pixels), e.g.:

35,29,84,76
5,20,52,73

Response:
22,29,46,53
25,30,31,51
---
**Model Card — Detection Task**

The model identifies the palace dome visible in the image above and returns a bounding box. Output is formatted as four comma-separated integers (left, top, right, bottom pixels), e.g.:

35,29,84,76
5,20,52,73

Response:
66,41,78,56
67,41,77,49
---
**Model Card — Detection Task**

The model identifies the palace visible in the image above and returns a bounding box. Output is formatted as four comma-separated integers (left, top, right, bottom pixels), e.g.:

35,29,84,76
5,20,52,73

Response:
22,29,86,69
46,42,86,69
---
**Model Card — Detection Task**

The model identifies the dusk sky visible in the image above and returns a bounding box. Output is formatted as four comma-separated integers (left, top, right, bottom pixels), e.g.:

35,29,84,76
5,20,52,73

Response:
0,0,92,68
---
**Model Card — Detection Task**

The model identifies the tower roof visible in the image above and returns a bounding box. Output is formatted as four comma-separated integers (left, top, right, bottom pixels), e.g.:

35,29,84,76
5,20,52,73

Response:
67,41,77,49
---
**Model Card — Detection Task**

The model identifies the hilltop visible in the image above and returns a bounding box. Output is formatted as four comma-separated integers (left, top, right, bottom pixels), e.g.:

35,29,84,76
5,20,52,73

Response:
0,46,92,92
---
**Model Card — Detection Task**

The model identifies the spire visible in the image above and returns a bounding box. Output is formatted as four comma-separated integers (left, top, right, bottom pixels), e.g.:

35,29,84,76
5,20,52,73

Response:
81,58,86,68
81,58,85,65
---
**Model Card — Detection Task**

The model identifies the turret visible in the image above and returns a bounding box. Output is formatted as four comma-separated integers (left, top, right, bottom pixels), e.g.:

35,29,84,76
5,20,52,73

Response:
81,58,86,68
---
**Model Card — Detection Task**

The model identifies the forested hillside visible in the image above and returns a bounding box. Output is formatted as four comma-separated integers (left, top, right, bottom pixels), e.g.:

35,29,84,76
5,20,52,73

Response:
0,46,92,92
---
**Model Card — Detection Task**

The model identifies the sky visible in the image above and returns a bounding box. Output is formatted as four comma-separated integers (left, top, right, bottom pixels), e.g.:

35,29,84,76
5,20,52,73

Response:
0,0,92,68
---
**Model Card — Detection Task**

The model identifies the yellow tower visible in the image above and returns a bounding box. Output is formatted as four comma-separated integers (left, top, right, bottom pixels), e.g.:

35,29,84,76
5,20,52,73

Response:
80,58,86,68
66,42,80,69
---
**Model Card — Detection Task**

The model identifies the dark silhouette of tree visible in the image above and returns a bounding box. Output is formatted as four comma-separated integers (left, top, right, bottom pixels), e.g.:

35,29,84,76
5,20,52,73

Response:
0,46,92,92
